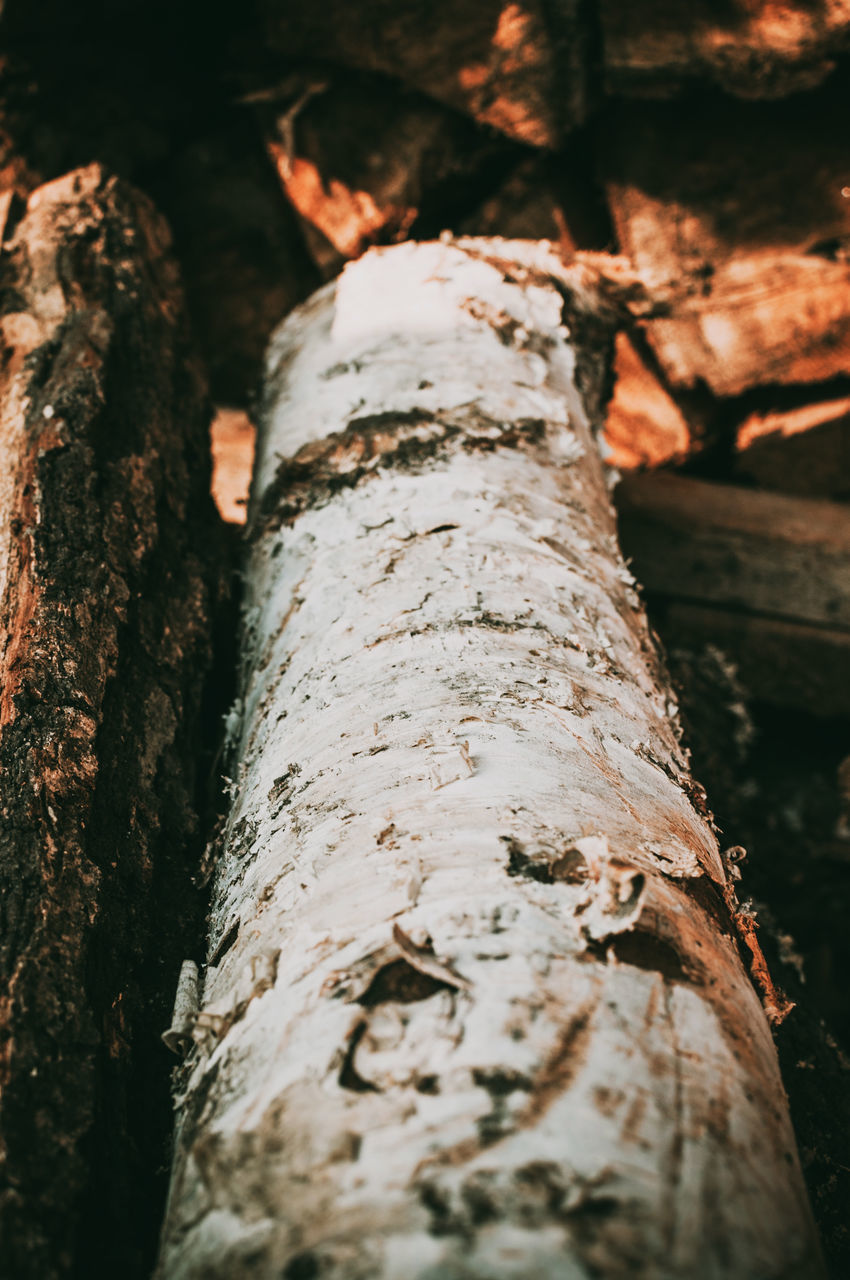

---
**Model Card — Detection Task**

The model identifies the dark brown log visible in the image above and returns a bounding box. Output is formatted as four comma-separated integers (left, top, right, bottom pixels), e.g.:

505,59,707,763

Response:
0,32,319,407
257,0,589,146
599,0,850,99
616,473,850,715
0,166,222,1279
664,605,850,719
617,473,850,628
603,88,850,396
259,70,517,279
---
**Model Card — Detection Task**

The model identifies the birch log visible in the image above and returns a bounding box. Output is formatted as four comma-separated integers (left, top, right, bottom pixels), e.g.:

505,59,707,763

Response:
0,166,220,1279
158,240,823,1279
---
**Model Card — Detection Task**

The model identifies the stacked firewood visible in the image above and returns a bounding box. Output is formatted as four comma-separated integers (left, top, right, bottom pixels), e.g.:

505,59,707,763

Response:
0,2,848,1276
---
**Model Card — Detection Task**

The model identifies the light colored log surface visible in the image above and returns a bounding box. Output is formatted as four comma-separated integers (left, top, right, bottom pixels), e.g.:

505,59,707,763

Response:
158,240,822,1279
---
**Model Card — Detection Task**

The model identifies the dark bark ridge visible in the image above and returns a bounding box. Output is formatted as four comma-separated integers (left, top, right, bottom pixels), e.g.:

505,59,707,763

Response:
0,166,222,1279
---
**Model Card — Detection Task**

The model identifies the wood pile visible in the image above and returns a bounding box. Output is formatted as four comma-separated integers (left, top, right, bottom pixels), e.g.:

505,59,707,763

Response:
0,2,848,1275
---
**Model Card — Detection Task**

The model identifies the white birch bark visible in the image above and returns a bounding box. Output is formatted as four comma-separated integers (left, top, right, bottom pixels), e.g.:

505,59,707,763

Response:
157,239,823,1279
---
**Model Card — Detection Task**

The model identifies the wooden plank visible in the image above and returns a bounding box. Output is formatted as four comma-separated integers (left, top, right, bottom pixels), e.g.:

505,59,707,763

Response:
616,473,850,629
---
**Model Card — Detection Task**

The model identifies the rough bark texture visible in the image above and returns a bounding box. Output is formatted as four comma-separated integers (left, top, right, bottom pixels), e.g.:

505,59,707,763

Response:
0,166,222,1279
158,239,822,1279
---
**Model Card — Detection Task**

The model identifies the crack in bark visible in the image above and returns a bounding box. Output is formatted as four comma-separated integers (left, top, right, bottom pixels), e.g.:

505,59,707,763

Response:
516,1001,597,1131
338,1018,381,1094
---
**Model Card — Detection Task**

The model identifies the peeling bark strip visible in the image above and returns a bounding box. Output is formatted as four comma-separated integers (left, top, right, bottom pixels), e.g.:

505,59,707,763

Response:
0,166,220,1279
159,240,822,1279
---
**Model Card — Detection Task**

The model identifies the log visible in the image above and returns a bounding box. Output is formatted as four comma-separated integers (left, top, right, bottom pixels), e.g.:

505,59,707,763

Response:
616,473,850,715
260,71,517,279
458,156,577,252
157,240,822,1278
459,142,616,257
0,166,221,1279
256,0,589,147
663,605,850,720
603,89,850,396
263,69,611,282
0,27,318,408
210,408,256,525
616,473,850,629
153,117,320,405
599,0,850,99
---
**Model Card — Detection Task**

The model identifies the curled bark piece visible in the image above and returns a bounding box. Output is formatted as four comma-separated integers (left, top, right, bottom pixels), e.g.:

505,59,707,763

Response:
163,962,201,1057
0,166,220,1279
158,239,823,1279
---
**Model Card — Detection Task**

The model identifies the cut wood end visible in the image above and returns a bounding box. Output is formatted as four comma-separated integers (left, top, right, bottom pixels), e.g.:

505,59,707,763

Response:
603,331,692,469
211,408,255,525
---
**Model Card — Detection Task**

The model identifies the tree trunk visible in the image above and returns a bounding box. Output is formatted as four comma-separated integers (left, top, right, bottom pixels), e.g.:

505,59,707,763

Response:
157,239,823,1279
0,166,222,1279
